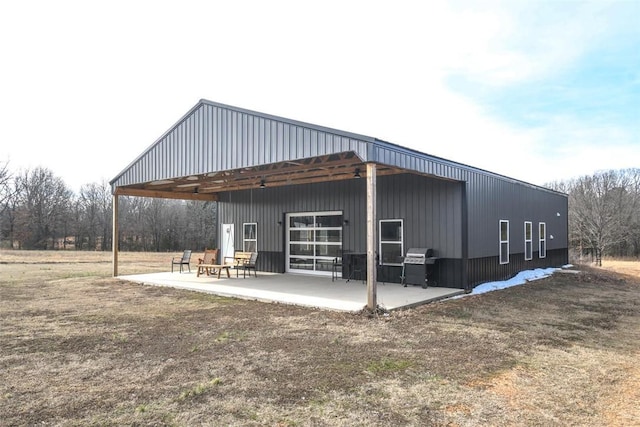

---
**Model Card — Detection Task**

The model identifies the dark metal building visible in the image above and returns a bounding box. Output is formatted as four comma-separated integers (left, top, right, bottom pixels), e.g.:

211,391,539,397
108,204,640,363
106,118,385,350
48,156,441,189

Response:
110,99,568,299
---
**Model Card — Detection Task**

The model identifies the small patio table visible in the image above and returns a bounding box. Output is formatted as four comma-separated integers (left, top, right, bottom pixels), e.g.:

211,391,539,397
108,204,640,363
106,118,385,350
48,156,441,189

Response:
196,264,231,279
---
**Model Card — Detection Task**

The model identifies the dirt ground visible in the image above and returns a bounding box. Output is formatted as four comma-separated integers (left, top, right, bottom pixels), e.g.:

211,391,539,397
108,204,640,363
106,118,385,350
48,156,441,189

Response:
1,251,639,426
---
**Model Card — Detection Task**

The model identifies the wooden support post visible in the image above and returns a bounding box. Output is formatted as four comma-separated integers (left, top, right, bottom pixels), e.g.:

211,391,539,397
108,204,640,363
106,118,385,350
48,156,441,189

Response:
112,194,119,277
366,163,377,311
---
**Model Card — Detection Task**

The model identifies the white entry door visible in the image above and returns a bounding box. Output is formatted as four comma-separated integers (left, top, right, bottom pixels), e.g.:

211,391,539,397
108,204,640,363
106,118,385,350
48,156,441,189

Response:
221,223,235,263
286,211,342,276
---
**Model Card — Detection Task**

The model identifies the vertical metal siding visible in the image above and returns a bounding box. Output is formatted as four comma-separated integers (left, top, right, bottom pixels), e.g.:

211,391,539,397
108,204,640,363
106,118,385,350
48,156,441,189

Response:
114,100,384,188
465,170,568,259
218,178,369,272
218,174,464,283
219,160,561,289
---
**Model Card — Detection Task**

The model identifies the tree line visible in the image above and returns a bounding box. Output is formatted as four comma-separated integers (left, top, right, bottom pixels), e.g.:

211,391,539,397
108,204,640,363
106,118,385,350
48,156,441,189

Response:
547,168,640,263
1,161,639,262
0,163,217,252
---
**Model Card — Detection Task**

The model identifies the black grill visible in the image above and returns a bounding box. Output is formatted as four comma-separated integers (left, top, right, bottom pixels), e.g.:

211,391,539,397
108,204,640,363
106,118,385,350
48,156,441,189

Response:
402,248,438,287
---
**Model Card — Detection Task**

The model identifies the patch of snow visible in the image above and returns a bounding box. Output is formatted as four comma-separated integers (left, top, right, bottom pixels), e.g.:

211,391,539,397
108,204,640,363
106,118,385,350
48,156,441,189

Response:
470,267,559,295
447,267,564,300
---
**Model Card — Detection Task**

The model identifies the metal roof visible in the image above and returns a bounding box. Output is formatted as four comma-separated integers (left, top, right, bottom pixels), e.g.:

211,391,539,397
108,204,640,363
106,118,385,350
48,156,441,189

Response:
110,99,563,199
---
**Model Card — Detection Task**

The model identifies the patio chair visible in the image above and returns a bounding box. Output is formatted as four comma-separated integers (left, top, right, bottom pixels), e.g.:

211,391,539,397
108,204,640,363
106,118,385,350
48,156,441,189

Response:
171,250,192,273
237,251,258,278
197,248,219,276
331,256,342,281
346,253,365,284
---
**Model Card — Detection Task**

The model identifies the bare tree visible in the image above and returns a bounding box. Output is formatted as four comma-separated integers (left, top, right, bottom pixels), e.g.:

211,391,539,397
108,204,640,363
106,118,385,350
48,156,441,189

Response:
118,196,151,251
2,161,218,252
0,160,12,207
0,160,16,247
145,198,170,252
76,181,112,250
184,200,217,250
613,168,640,257
569,170,636,265
14,167,72,249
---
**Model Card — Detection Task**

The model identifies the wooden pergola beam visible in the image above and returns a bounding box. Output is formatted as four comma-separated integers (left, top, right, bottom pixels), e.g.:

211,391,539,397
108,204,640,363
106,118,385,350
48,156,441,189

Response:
114,187,219,201
141,152,363,192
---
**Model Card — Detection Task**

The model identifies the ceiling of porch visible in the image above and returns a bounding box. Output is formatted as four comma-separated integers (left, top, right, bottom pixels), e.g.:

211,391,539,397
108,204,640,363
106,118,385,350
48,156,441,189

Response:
114,151,406,201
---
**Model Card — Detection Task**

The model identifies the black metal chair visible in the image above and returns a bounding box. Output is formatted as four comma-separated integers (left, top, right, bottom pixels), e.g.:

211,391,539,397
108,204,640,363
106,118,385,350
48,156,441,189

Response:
346,253,365,284
171,250,192,273
375,253,386,285
331,256,342,281
237,251,258,278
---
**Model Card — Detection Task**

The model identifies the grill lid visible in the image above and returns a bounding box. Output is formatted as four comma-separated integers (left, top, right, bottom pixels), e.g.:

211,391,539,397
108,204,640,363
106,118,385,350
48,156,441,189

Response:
405,248,430,257
403,248,433,265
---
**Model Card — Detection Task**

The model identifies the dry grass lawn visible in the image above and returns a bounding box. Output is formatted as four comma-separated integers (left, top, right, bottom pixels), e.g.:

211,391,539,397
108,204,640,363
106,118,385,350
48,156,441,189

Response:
1,250,639,426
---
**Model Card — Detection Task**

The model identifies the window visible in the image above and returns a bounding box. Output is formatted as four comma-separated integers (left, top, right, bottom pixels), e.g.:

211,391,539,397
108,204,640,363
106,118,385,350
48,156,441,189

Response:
379,219,403,266
524,221,533,261
243,223,257,252
500,220,509,264
539,222,546,258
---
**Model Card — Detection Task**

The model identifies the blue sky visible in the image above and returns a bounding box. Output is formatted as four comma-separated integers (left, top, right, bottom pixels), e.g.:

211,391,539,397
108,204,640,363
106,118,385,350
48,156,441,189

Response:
446,3,638,133
0,1,638,191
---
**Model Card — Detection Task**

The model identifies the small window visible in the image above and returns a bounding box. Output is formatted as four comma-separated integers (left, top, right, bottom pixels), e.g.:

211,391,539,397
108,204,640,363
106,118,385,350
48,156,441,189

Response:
539,222,546,258
500,220,509,264
524,221,533,261
379,219,403,266
243,223,257,252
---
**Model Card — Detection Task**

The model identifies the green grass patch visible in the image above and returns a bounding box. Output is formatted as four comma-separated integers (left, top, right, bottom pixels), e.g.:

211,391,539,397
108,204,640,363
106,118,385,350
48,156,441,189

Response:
215,330,246,343
177,378,222,402
183,292,237,304
135,404,149,413
111,333,129,343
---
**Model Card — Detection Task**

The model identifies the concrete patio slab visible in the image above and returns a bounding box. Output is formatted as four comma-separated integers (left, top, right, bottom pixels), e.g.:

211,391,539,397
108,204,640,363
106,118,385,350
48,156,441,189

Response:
118,271,465,312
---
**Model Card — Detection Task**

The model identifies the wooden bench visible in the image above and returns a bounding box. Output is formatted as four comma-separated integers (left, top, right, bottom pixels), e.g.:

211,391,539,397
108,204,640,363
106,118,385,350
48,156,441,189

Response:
196,264,231,279
223,251,253,267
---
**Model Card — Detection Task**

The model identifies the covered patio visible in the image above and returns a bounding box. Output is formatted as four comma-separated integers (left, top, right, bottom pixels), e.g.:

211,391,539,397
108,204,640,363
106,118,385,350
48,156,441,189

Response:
110,99,465,311
118,271,464,312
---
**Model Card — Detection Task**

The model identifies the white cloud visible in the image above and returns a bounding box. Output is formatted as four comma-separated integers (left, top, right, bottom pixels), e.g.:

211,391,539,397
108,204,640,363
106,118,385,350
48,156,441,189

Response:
0,1,637,191
529,116,640,182
443,1,631,86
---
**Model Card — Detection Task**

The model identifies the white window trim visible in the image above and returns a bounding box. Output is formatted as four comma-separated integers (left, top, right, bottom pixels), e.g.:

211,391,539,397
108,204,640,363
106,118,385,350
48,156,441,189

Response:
243,222,257,253
539,222,546,259
524,221,533,261
379,219,404,266
500,220,509,265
